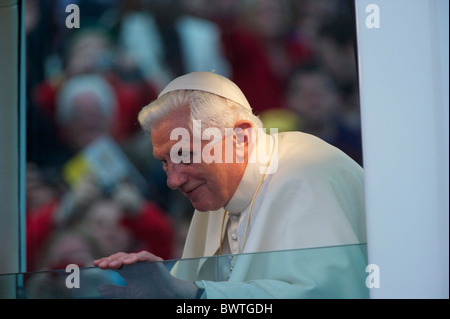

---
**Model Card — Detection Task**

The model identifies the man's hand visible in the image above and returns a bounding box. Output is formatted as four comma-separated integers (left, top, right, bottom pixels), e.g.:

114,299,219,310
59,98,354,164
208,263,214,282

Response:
93,251,199,299
94,251,162,269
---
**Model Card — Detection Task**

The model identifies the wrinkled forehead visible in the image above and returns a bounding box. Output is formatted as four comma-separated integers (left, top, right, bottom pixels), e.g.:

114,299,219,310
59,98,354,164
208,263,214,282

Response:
154,106,192,132
151,108,192,158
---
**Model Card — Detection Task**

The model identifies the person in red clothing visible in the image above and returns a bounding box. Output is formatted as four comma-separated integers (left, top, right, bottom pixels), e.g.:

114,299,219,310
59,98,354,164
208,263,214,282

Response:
27,175,175,272
26,70,176,271
219,0,312,114
32,27,158,143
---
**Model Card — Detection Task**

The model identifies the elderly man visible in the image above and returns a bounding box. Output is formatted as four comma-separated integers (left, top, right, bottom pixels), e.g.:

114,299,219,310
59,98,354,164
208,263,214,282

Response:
94,72,368,299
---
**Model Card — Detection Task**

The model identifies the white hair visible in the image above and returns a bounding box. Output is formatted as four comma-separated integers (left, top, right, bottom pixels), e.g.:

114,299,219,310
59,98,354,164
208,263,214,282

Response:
56,74,117,124
138,90,262,133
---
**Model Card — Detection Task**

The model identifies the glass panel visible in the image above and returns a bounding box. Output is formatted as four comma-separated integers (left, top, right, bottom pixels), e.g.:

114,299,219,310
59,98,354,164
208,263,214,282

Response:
24,0,363,276
2,244,369,299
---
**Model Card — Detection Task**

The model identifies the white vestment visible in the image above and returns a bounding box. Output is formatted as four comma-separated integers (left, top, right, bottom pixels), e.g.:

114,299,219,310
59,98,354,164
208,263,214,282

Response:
171,131,368,298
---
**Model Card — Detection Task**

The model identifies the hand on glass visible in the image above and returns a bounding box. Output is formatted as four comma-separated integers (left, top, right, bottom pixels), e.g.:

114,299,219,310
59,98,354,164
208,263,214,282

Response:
93,251,198,299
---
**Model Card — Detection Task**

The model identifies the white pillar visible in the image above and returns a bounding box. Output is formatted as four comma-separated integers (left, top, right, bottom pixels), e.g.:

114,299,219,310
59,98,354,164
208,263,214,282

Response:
355,0,449,298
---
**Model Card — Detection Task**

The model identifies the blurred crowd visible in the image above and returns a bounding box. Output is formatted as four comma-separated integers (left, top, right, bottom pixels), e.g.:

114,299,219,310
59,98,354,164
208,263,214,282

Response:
25,0,363,272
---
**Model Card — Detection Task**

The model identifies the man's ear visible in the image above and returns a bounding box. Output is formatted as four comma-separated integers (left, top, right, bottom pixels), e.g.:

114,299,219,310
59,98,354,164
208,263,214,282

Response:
233,120,253,163
233,120,253,143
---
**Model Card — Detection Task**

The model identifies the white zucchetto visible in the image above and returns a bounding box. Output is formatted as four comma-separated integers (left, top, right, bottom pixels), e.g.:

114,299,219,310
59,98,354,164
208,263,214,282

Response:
158,72,252,110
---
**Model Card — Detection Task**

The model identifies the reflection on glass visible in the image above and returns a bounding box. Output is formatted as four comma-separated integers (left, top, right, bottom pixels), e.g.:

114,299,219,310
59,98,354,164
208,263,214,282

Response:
3,244,369,299
24,0,363,276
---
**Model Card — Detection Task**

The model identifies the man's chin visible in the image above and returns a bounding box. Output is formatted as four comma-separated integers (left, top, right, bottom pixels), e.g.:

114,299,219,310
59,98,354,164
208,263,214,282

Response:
191,200,221,212
192,202,211,212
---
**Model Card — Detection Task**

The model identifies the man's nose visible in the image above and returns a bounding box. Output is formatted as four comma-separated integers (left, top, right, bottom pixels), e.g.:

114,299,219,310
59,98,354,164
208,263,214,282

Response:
166,163,188,190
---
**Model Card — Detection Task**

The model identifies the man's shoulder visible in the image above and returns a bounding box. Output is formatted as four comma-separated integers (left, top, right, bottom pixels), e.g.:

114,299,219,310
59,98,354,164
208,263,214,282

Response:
276,131,334,151
270,131,363,177
275,131,344,164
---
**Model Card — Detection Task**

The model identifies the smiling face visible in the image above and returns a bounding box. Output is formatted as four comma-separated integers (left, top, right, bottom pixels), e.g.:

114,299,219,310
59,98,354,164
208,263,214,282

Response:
151,107,248,212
